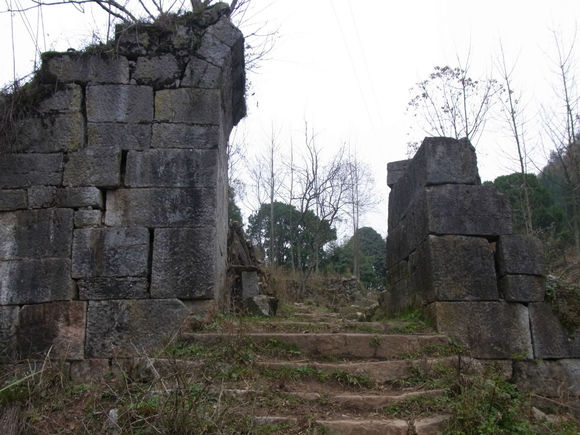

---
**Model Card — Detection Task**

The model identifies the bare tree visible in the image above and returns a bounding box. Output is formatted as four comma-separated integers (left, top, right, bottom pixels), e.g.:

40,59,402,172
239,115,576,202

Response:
496,43,534,235
345,149,378,281
542,31,580,254
407,57,502,154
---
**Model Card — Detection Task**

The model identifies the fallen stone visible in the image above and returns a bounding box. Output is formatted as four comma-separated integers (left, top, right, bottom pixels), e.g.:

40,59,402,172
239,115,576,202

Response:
105,188,217,228
245,295,278,316
0,153,63,188
529,302,579,358
414,415,451,434
70,358,111,382
0,259,74,305
87,84,153,123
154,88,221,124
72,227,149,278
427,301,533,359
17,301,86,360
0,209,73,259
124,149,219,188
85,299,189,358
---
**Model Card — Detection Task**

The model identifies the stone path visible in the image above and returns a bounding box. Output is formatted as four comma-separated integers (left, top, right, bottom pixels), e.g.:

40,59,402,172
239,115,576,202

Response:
149,301,462,433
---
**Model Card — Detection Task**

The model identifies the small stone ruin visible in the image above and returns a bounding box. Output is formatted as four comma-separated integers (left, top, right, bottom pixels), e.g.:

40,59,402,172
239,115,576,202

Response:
0,3,245,366
383,137,579,404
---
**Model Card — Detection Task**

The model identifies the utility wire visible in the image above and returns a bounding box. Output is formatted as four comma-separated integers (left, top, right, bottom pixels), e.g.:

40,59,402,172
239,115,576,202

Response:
328,0,376,133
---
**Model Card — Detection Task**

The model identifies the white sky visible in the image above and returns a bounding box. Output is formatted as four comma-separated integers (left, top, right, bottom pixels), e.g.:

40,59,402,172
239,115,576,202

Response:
1,0,579,237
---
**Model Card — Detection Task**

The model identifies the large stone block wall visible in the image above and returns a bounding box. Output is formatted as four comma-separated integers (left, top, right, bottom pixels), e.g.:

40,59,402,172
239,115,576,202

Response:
0,3,245,362
384,137,579,359
383,137,579,407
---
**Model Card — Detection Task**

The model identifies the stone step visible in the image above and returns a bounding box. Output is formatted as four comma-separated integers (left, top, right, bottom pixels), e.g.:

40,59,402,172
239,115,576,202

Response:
253,415,450,434
239,320,427,334
220,387,445,411
181,332,449,360
255,356,468,383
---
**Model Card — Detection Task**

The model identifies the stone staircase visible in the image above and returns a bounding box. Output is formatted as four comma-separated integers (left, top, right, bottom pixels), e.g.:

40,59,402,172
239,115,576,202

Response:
145,302,466,434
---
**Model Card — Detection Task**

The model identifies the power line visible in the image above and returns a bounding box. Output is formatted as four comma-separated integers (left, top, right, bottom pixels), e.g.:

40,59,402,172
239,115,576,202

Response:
328,0,376,133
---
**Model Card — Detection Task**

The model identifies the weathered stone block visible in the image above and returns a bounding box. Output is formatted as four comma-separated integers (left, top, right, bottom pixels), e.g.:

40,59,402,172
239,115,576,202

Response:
241,271,259,298
125,149,218,187
63,149,121,187
87,123,151,150
197,25,233,67
151,123,221,149
14,113,84,152
0,153,63,188
150,227,218,299
0,190,27,211
78,277,148,300
514,360,580,400
38,84,82,113
43,53,129,84
85,299,189,358
529,302,580,358
72,227,149,278
105,188,216,228
427,301,533,359
414,235,498,302
155,88,221,124
497,235,545,276
499,275,545,302
425,185,512,237
17,301,86,360
0,259,74,304
57,187,104,209
87,85,153,122
388,137,480,228
386,159,410,188
0,209,73,259
133,54,180,86
0,306,18,360
74,210,103,228
182,57,222,88
27,186,57,208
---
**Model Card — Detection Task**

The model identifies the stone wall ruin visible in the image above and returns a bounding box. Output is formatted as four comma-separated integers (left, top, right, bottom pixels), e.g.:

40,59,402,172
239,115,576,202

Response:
383,137,579,407
0,3,245,363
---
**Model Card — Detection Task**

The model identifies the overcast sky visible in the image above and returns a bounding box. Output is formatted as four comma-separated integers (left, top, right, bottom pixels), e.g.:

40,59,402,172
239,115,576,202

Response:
1,0,579,237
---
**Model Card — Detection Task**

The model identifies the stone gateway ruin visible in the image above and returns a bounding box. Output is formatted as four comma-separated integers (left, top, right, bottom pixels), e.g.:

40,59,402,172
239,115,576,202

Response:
0,3,577,411
0,3,245,363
